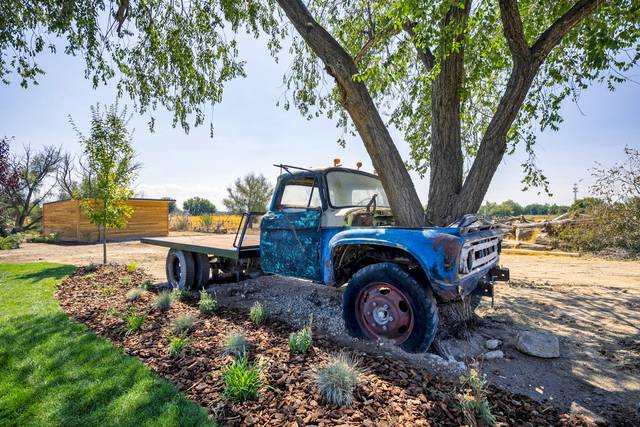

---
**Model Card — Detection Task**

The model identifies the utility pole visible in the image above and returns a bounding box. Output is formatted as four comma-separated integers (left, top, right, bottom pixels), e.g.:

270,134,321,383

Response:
573,183,578,202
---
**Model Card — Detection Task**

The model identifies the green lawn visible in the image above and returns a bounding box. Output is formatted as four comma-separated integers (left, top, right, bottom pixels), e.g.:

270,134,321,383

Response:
0,263,214,427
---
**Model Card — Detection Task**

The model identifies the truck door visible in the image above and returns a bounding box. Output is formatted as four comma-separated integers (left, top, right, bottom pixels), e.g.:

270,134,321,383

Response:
261,174,323,282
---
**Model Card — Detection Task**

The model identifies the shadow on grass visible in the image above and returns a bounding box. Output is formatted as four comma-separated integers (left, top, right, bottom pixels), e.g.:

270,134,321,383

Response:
14,265,77,283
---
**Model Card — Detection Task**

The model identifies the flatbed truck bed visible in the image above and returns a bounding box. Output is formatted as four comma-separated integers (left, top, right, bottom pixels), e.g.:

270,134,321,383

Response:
141,234,260,259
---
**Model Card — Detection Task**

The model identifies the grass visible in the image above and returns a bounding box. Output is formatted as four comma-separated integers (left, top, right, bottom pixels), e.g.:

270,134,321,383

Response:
153,291,174,312
123,309,147,335
288,322,313,354
224,332,250,358
249,301,268,326
0,262,214,426
170,315,196,336
127,261,138,273
125,287,144,302
198,290,218,314
315,353,360,407
222,357,263,402
168,336,190,358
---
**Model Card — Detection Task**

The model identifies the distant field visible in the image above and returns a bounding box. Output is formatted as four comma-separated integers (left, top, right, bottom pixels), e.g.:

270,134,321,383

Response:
169,213,242,233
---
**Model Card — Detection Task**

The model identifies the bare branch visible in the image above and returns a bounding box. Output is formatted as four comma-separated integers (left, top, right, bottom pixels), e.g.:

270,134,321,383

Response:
354,25,400,65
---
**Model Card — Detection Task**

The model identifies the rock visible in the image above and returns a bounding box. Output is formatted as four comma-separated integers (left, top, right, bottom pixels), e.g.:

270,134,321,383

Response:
516,330,560,358
485,339,502,350
484,350,504,360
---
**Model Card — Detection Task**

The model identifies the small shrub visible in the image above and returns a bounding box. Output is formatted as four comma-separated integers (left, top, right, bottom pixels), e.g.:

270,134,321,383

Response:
106,307,121,317
222,357,263,402
140,279,153,290
0,234,22,250
168,335,190,358
457,368,497,427
126,287,144,302
127,261,138,273
171,314,196,336
84,263,98,273
198,290,218,314
249,301,268,325
121,275,132,286
28,232,60,243
124,309,146,335
171,288,188,301
225,331,249,358
153,291,173,312
289,322,313,354
315,353,360,407
99,286,116,297
170,214,191,231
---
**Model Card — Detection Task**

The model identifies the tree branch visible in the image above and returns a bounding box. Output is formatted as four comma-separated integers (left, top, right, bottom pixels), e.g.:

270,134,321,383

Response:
532,0,603,62
354,25,400,65
403,22,435,71
498,0,530,61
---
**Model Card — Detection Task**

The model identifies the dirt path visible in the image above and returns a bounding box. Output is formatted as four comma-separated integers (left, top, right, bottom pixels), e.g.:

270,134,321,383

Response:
1,239,639,423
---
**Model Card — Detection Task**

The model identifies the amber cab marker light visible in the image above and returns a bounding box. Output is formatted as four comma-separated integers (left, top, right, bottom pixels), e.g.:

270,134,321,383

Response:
356,161,362,171
333,158,342,167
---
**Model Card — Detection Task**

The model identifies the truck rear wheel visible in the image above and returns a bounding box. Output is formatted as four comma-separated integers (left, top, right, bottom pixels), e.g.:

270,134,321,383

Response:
193,253,211,289
165,249,196,290
342,262,438,353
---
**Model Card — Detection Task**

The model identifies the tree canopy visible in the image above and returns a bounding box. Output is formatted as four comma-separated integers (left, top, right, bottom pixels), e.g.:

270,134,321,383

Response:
183,197,216,216
223,173,273,213
2,0,638,225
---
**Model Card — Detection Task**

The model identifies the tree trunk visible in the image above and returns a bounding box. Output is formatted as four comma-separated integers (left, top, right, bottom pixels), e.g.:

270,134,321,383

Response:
102,225,107,264
425,1,470,226
275,0,426,227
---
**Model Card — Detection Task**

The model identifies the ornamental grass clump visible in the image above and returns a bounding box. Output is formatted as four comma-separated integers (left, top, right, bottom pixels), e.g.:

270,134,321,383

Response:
198,290,218,314
168,335,190,358
171,288,188,301
127,261,138,273
249,301,268,325
125,287,144,302
315,353,360,407
171,314,195,336
153,291,173,312
124,309,146,335
222,357,263,402
289,320,313,354
121,275,132,286
224,331,250,358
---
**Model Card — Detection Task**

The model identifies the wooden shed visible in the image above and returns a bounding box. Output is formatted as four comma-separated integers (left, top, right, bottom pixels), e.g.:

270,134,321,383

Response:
43,198,171,242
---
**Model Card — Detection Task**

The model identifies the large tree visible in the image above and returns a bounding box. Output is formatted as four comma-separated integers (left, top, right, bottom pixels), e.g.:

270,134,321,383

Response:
1,140,63,232
2,1,638,225
223,173,273,213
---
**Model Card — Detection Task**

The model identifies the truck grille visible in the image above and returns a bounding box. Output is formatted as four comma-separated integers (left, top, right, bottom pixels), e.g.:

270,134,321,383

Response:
460,236,501,274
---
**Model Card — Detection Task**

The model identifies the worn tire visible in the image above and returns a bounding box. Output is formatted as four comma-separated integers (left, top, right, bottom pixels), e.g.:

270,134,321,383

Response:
193,253,211,289
165,249,196,290
342,262,439,353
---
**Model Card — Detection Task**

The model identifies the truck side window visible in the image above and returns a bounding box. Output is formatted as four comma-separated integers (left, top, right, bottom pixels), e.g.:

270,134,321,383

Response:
278,177,321,209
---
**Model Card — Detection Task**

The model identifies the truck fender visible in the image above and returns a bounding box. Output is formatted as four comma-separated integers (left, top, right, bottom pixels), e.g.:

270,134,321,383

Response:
323,228,463,298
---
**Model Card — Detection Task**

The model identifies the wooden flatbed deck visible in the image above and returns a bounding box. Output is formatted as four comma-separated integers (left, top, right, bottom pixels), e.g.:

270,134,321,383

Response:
141,233,260,259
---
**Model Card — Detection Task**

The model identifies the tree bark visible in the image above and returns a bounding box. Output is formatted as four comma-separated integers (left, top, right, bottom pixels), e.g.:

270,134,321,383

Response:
102,225,107,264
425,1,470,226
275,0,426,227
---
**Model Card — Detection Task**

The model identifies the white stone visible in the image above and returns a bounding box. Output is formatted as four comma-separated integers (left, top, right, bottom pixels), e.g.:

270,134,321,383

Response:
485,339,502,350
516,330,560,358
484,350,504,360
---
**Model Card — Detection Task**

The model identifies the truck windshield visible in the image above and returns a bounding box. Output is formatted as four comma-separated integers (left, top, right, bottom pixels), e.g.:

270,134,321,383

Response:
326,171,390,208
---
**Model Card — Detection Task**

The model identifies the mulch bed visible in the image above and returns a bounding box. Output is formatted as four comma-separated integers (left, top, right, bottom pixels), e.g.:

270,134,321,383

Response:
56,265,596,426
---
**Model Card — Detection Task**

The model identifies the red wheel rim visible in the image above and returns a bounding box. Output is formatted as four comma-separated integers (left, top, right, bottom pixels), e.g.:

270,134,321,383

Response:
355,282,414,345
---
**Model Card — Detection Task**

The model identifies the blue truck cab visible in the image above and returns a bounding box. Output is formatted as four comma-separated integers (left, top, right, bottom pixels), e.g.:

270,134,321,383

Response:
259,165,507,352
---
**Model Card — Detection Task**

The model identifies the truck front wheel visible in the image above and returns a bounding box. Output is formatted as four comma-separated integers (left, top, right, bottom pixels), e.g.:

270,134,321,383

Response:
342,262,438,353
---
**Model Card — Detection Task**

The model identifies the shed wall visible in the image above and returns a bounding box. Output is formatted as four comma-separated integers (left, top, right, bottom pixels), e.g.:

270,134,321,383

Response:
43,199,169,242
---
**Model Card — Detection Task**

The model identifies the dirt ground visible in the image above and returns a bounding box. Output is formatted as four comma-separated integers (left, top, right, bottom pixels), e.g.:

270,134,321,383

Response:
2,234,639,423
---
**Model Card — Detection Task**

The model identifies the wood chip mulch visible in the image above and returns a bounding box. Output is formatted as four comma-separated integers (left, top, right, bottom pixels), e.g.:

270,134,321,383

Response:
55,265,597,426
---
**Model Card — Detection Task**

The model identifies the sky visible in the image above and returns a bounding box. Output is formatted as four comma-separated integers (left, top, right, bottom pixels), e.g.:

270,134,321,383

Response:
1,32,639,210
